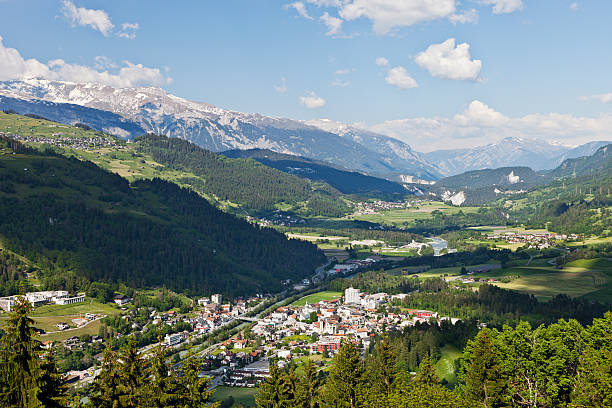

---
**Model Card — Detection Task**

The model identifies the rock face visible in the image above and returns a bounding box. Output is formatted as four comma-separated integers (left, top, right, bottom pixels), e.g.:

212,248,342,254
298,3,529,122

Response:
0,79,438,179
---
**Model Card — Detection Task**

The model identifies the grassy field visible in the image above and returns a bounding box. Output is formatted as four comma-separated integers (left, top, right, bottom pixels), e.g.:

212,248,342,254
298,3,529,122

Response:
492,271,610,300
291,291,342,306
0,298,120,342
435,344,462,385
212,386,257,407
30,298,119,317
350,202,480,227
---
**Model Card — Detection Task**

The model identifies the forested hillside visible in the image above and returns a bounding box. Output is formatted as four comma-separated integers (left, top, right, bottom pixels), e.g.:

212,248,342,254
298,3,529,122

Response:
0,136,325,296
222,148,408,195
136,134,348,213
498,144,612,234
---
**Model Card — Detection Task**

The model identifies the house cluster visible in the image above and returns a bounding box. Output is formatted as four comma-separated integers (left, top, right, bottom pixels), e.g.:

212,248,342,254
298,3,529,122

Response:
326,258,378,276
0,291,85,311
351,200,412,216
251,287,450,362
253,212,306,227
6,132,124,151
486,231,578,249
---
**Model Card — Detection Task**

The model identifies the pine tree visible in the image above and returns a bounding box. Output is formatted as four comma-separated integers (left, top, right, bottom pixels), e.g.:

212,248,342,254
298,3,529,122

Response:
255,359,291,408
88,345,125,408
295,360,321,408
35,350,68,408
414,357,439,386
179,356,218,408
459,329,507,408
0,293,42,407
118,338,145,407
143,343,183,407
369,337,397,397
323,341,366,408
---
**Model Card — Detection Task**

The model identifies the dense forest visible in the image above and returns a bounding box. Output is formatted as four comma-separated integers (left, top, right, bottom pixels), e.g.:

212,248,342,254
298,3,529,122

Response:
135,134,350,216
0,136,325,296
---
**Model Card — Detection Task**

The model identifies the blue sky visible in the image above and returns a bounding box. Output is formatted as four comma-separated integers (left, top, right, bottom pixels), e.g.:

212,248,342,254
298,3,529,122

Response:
0,0,611,150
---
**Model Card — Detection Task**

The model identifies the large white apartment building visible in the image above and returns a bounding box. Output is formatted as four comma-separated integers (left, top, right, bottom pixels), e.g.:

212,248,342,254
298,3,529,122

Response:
344,287,361,304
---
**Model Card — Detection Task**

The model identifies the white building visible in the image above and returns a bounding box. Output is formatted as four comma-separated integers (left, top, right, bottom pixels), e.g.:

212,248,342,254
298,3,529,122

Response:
345,287,361,304
211,294,222,304
164,333,184,346
55,294,85,305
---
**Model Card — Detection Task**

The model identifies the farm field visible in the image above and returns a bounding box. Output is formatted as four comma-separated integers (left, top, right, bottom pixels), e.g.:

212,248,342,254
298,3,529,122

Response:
212,386,256,407
435,344,461,385
291,291,342,306
350,202,480,227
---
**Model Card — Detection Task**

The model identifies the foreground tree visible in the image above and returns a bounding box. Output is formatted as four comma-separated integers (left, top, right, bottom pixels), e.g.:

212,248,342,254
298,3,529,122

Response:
459,329,507,408
0,293,68,407
323,341,366,408
255,359,291,408
295,359,322,408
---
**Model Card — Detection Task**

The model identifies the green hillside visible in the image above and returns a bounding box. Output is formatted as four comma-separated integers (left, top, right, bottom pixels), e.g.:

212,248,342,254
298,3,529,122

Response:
0,112,350,217
0,135,326,296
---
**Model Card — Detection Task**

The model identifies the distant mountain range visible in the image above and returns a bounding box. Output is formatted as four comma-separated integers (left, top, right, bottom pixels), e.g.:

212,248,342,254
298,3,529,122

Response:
1,79,609,181
429,143,612,205
0,79,437,180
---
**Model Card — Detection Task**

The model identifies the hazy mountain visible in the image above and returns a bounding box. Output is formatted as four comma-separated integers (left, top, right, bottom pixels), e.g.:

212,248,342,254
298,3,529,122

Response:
0,78,436,179
552,141,612,166
304,118,440,180
424,137,571,176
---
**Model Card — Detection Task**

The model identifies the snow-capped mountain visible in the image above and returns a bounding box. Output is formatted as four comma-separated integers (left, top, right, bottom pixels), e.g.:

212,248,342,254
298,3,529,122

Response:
423,137,572,176
0,78,437,179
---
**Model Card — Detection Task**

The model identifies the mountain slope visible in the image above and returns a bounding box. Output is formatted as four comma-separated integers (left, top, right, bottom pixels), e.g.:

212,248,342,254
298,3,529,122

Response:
304,119,440,180
424,137,571,176
0,79,436,178
221,148,408,195
0,135,325,295
552,141,612,167
550,144,612,179
436,167,546,189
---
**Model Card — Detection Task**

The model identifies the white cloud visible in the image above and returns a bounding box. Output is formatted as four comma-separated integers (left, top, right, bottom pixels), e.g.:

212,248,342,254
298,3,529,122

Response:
369,100,612,151
61,0,114,36
320,12,344,36
274,77,288,93
93,56,118,70
449,9,479,24
299,91,326,108
580,93,612,103
0,36,171,87
385,66,418,89
570,2,579,11
118,22,139,39
479,0,523,14
331,79,350,87
339,0,457,35
376,57,389,67
284,2,314,20
415,38,482,81
334,68,352,75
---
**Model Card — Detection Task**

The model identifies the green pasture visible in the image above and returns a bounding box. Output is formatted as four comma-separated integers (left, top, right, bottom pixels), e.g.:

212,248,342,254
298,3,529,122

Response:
350,202,480,227
435,344,462,385
31,298,119,317
291,291,342,306
212,386,257,407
